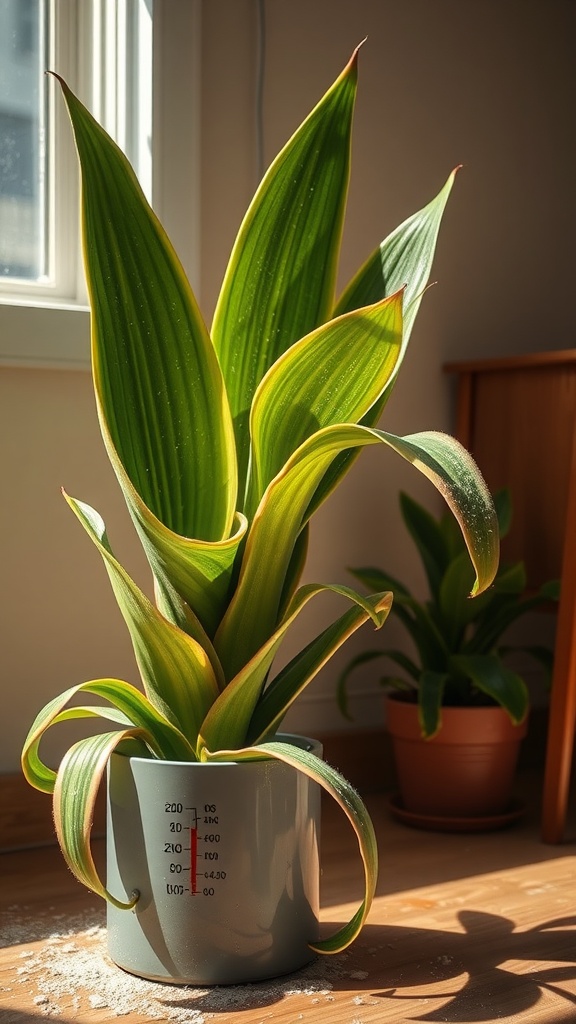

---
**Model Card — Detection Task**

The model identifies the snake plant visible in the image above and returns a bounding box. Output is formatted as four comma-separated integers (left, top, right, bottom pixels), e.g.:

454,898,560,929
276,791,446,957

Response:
21,47,498,954
338,489,559,738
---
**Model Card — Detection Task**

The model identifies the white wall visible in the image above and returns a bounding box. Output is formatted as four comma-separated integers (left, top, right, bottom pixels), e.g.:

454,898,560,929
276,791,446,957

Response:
2,0,575,770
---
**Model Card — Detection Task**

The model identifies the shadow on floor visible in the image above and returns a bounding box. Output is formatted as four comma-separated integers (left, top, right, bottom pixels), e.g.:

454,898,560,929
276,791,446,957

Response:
319,911,576,1022
151,910,576,1021
3,906,575,1022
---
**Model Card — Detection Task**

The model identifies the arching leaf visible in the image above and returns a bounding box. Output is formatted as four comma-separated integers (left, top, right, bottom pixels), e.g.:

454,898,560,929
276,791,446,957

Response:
21,677,195,795
247,292,403,513
64,493,220,741
201,585,388,751
54,731,151,907
216,425,498,678
202,741,378,955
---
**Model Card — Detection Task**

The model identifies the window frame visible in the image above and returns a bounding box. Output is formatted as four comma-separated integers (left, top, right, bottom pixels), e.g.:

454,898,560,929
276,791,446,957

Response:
0,0,201,368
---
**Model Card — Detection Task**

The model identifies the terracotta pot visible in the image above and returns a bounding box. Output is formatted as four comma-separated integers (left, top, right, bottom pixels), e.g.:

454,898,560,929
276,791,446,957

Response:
386,694,528,819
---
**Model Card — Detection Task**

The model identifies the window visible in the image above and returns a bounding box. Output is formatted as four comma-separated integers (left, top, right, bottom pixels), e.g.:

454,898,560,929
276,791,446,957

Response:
0,0,48,283
0,0,200,367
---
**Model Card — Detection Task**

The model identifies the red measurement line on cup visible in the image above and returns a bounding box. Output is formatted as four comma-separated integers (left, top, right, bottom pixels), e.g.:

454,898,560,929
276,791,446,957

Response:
190,826,198,893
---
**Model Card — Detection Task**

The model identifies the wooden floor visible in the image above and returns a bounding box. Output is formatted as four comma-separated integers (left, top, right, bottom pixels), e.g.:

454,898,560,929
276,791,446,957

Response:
1,776,576,1023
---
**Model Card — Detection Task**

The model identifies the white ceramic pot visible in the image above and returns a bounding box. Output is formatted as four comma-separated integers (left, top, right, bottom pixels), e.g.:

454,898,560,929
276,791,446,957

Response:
106,734,321,985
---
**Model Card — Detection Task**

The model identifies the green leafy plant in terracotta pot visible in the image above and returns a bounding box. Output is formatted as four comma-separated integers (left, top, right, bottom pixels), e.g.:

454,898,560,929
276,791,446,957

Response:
338,489,558,826
21,47,498,982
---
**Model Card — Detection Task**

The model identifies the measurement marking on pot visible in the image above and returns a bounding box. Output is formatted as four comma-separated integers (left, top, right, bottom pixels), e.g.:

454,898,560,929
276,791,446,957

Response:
164,802,225,898
190,819,198,893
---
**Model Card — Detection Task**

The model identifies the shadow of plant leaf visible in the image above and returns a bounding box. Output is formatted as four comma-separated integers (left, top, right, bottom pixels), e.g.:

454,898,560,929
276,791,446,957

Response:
322,911,576,1022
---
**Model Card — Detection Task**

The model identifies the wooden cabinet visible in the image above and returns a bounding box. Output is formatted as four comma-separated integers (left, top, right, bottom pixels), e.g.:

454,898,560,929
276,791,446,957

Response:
445,351,576,842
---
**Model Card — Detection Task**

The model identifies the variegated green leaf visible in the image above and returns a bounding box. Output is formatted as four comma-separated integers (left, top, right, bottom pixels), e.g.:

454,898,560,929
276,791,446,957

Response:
105,450,247,637
202,741,378,954
216,425,498,678
153,576,226,692
335,168,459,352
201,585,389,751
64,493,220,742
248,592,393,743
308,169,459,518
278,523,310,617
212,49,359,490
56,76,237,542
54,731,150,908
21,678,195,795
382,430,498,596
246,292,403,513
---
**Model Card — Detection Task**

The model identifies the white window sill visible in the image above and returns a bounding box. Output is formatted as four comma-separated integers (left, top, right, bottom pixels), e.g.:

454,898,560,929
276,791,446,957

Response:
0,299,90,369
